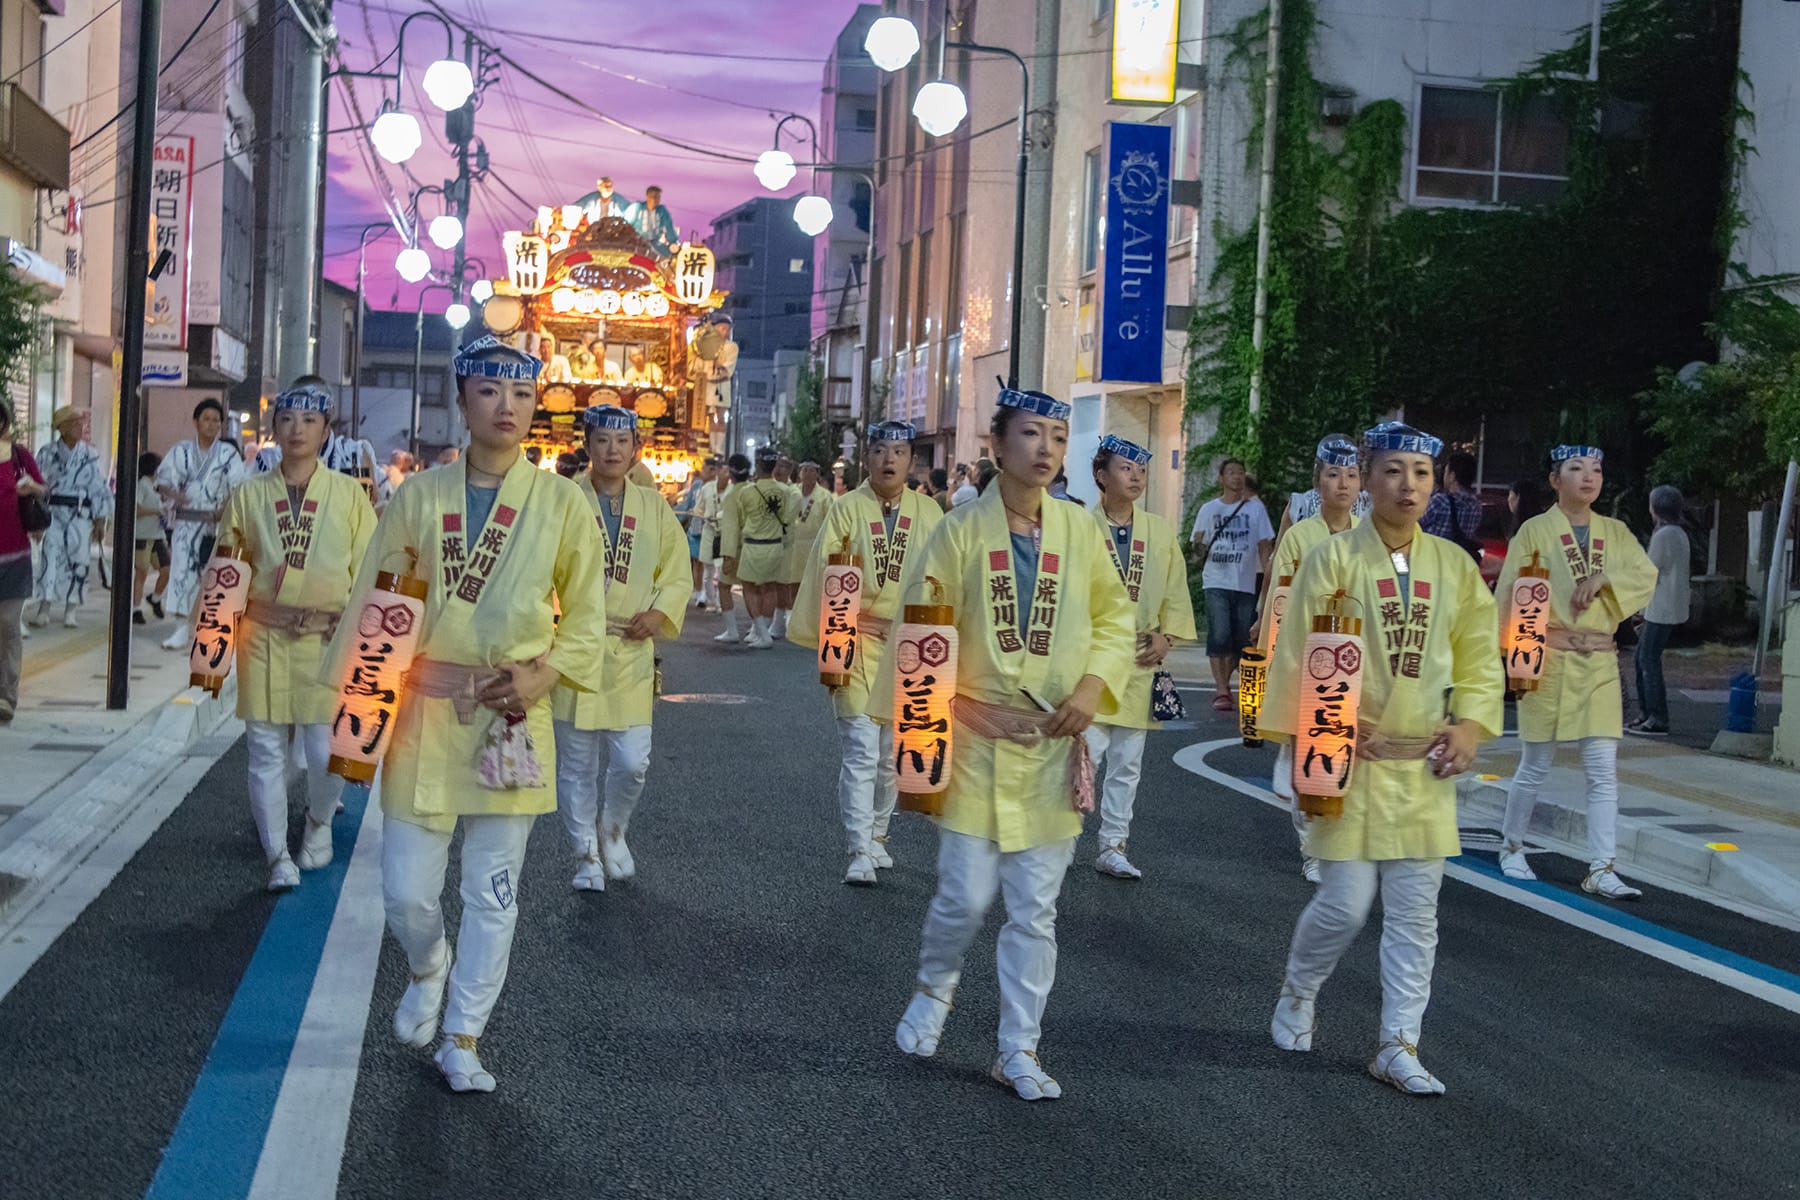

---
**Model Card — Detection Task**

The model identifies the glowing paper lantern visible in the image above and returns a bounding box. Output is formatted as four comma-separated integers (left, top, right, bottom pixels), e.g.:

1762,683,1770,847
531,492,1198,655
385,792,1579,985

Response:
674,244,715,306
818,549,863,687
1291,597,1364,819
1504,551,1552,692
188,545,254,696
892,599,958,815
328,571,429,783
1266,573,1293,655
1238,647,1266,748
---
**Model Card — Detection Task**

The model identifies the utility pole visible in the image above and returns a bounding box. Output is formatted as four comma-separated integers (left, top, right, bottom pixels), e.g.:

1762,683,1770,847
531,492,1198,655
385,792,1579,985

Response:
1246,0,1283,419
274,0,328,387
107,0,164,711
1016,0,1058,392
445,30,477,311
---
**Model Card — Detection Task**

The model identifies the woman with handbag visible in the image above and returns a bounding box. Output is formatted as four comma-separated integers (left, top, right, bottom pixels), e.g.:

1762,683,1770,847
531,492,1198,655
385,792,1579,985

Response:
0,396,48,723
1082,434,1196,880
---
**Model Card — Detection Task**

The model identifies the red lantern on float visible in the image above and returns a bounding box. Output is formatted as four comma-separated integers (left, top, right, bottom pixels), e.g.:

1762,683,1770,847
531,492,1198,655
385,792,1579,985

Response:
818,542,863,688
188,545,254,696
1504,551,1552,692
1238,646,1267,748
1292,592,1364,818
892,580,957,816
328,570,429,783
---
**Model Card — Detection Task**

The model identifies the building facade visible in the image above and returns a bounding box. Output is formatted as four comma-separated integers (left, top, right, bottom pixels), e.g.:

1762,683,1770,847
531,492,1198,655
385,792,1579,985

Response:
710,194,817,451
812,3,879,438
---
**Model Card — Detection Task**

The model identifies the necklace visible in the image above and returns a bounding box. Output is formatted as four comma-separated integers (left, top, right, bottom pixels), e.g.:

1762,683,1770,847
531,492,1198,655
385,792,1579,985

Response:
1003,498,1043,558
1378,529,1415,577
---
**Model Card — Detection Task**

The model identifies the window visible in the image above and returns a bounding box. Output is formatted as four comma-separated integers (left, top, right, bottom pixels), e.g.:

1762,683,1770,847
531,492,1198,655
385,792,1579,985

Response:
944,214,965,336
1414,85,1570,206
913,229,933,347
1080,148,1102,274
856,107,877,131
748,381,770,398
895,242,912,349
1170,99,1201,244
784,301,808,315
789,257,807,273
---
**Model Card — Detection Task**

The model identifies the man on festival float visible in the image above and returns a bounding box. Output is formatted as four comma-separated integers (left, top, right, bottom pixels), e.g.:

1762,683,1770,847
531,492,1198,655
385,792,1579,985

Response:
579,175,628,223
622,345,664,387
628,185,680,258
324,334,609,1094
719,446,799,650
791,421,942,886
1258,433,1363,885
1082,434,1196,881
777,460,832,642
29,406,112,629
157,399,248,649
876,388,1136,1101
1261,421,1503,1097
1496,443,1658,900
552,405,688,891
220,380,377,891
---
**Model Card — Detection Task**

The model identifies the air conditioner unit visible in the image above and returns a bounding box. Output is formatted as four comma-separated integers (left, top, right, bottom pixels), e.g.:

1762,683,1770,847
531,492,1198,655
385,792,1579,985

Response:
1320,89,1356,126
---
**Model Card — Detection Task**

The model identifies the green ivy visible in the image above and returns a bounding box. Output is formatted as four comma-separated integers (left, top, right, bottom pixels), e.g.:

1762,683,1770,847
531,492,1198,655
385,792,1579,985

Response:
776,357,832,468
0,268,40,393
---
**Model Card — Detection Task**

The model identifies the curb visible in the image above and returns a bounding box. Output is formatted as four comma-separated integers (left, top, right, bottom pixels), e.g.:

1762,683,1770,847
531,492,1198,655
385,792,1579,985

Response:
1456,776,1800,920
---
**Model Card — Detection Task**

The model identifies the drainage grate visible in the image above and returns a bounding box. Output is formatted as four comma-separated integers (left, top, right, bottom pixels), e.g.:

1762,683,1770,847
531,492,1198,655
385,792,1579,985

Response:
28,742,107,753
1619,806,1677,818
1664,822,1740,836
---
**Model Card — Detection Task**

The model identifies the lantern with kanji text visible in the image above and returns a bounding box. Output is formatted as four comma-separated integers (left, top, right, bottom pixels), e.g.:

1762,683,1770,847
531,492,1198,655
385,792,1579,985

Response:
328,570,429,783
1291,592,1364,819
188,544,254,696
1266,573,1294,655
1504,551,1552,692
1238,646,1266,748
818,540,863,687
892,578,957,816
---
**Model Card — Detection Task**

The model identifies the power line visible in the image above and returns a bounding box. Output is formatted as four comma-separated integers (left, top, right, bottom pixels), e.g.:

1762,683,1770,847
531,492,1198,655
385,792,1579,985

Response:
6,0,123,85
70,0,226,152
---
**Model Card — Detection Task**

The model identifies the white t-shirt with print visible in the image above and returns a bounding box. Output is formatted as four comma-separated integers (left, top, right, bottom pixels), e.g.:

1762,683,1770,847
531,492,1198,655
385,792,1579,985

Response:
1192,496,1274,593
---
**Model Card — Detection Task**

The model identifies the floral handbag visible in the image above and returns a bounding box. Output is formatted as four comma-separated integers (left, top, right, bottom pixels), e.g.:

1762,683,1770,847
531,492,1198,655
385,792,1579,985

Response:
1150,668,1186,723
477,710,545,791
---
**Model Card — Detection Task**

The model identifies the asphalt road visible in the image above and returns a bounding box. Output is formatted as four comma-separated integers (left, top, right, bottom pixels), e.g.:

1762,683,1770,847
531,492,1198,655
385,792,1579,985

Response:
2,609,1797,1200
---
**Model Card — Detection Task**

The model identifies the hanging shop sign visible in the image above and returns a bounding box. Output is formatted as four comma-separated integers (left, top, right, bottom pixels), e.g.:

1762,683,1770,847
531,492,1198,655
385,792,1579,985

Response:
1095,120,1172,384
1110,0,1181,104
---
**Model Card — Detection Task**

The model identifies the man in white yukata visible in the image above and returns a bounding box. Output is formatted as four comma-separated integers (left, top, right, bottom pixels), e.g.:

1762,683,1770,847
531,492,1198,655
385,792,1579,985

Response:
156,398,247,648
30,407,113,628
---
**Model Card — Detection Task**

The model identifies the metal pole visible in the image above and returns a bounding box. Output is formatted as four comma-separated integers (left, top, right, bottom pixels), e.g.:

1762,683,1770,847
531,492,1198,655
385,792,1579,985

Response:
411,285,449,461
1246,0,1282,419
945,42,1028,390
274,0,326,387
107,0,164,711
1752,459,1798,681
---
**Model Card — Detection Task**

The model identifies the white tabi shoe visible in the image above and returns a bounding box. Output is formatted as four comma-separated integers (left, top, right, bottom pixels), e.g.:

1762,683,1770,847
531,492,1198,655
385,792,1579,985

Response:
1301,857,1322,885
296,816,333,870
1271,986,1316,1052
435,1034,497,1093
990,1050,1063,1101
770,612,789,639
714,626,742,644
266,852,300,892
61,606,78,628
572,852,606,892
747,632,774,649
26,601,50,627
843,851,878,886
1497,845,1537,881
160,627,189,652
895,986,953,1057
393,942,452,1048
869,836,894,869
1094,842,1142,880
1582,862,1643,900
1369,1039,1446,1096
602,828,636,881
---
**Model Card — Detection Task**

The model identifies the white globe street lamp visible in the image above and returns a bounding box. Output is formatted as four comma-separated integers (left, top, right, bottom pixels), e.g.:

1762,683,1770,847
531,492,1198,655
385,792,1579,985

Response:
470,278,494,303
912,80,969,137
427,213,464,250
444,302,471,330
754,149,797,192
793,193,834,237
394,245,432,283
864,15,921,72
369,108,422,164
421,58,475,111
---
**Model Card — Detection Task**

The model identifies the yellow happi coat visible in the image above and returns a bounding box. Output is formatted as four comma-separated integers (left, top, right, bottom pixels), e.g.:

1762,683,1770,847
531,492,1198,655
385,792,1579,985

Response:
324,457,609,832
1260,511,1360,653
221,466,377,725
1497,508,1657,743
869,487,1136,852
1089,503,1197,730
791,484,943,718
784,483,834,584
1263,522,1504,861
552,477,688,731
720,477,799,584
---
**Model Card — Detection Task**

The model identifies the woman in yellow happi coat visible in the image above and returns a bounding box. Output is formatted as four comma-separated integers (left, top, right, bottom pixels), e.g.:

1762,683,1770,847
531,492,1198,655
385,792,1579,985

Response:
324,335,609,1094
875,388,1135,1103
1497,444,1657,899
720,448,798,648
219,379,376,892
1262,422,1503,1097
776,459,833,639
790,420,943,884
1258,433,1362,885
552,405,689,892
1081,434,1196,881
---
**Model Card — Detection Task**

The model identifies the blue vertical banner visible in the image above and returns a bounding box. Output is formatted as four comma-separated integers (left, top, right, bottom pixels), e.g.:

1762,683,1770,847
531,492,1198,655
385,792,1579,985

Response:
1096,120,1173,384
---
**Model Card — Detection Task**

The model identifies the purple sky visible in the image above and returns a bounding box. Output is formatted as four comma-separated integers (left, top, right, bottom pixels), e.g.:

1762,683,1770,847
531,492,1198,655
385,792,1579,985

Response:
324,0,867,309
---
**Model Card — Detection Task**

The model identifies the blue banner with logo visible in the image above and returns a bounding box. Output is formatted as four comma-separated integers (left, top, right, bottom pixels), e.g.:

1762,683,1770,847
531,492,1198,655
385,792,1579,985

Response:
1096,121,1173,384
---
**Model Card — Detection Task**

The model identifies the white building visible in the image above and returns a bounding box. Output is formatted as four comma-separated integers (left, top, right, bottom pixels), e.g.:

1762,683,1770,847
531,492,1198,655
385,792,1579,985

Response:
813,4,879,434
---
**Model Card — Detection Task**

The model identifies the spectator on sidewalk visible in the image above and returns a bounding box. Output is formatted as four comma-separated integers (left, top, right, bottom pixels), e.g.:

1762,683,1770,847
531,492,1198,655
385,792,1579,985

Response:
131,452,170,626
1629,485,1690,737
1420,451,1483,561
0,396,47,723
1190,458,1274,711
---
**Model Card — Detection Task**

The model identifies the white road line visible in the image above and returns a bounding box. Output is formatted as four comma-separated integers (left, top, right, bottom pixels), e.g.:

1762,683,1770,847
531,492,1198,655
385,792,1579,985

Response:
246,789,387,1200
1173,738,1800,1016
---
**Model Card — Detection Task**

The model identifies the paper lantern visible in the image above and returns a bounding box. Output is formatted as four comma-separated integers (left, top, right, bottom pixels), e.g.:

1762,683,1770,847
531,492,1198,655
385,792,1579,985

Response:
1504,551,1552,692
328,571,429,783
1266,573,1293,655
1291,595,1364,819
1237,647,1266,748
188,545,254,696
818,548,863,687
892,598,957,816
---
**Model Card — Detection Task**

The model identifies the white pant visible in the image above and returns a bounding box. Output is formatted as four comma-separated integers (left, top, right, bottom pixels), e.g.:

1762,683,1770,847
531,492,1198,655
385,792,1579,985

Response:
553,720,654,852
915,830,1076,1054
244,720,337,860
1084,724,1147,847
1272,740,1309,847
382,813,534,1039
1501,737,1619,867
1284,857,1446,1046
33,510,92,608
836,715,898,856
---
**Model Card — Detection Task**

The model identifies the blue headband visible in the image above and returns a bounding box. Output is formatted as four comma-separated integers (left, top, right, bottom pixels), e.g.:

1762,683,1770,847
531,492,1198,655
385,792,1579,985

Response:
273,384,333,413
581,404,636,431
1551,444,1603,464
1362,421,1443,459
867,420,917,443
1316,435,1358,467
1099,434,1151,465
997,387,1072,422
453,334,543,381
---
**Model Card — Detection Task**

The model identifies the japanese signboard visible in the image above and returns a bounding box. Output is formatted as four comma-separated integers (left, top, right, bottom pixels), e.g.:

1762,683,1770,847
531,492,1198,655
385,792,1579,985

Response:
1096,121,1172,384
146,135,194,349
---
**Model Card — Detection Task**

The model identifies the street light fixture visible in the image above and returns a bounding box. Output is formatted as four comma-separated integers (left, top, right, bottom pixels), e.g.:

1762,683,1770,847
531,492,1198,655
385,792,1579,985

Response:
911,79,968,137
754,148,798,191
395,244,432,283
427,213,464,249
469,277,494,303
420,58,476,111
864,14,921,71
369,104,423,164
793,193,835,237
444,301,471,330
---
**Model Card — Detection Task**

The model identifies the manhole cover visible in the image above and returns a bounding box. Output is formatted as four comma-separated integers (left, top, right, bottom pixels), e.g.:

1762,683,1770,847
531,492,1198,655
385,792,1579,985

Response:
658,693,754,705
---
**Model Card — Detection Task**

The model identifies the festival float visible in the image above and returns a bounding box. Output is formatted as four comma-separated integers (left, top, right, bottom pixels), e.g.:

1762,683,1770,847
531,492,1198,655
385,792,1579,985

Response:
472,204,726,494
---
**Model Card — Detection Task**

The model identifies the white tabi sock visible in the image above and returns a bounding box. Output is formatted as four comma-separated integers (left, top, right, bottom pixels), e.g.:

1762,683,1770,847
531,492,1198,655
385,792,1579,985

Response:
724,608,740,636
